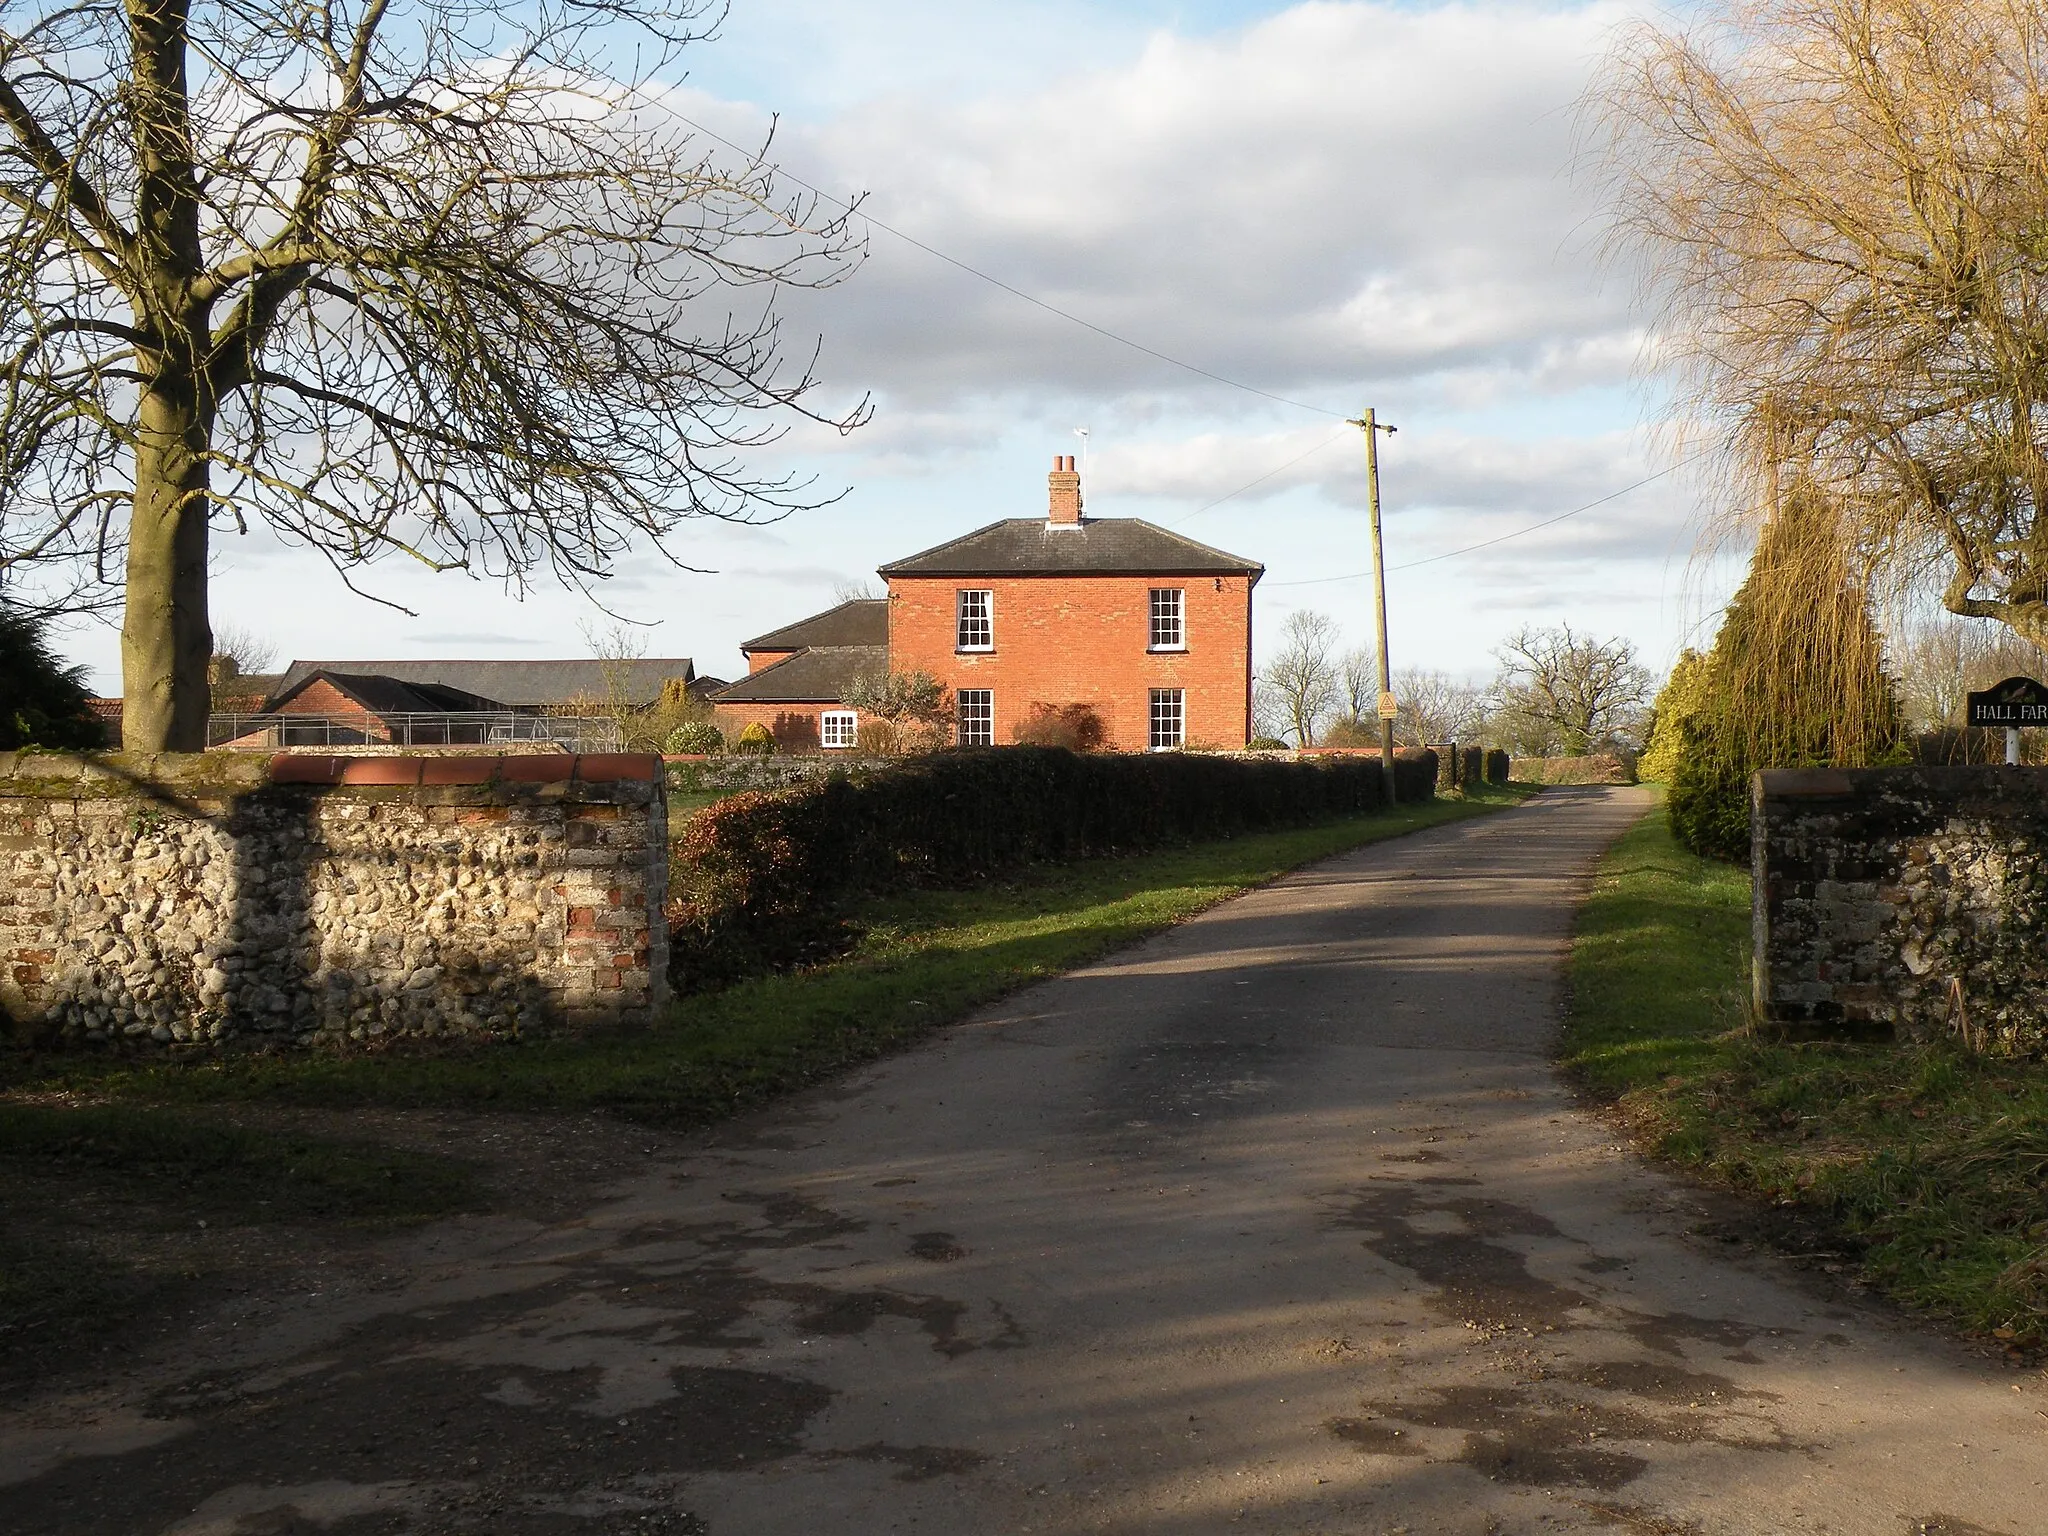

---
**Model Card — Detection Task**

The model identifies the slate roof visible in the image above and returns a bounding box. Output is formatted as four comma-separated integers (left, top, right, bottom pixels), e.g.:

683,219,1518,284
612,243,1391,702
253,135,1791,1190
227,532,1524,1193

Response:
740,598,888,654
266,658,696,710
710,646,886,705
876,518,1262,579
268,670,506,715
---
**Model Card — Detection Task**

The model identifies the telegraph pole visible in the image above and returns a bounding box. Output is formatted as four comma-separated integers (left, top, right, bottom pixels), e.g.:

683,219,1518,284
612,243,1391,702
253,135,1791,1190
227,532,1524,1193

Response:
1351,408,1399,800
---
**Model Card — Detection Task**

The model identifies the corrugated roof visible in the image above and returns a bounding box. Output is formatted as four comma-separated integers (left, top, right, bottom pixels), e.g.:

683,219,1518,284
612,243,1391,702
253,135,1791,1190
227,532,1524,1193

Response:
711,646,885,704
266,658,695,710
740,598,888,653
877,517,1261,578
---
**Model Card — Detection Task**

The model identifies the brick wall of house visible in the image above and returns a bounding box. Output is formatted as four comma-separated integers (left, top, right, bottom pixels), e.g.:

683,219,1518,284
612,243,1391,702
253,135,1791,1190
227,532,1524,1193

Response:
709,702,839,752
744,650,797,676
885,573,1254,749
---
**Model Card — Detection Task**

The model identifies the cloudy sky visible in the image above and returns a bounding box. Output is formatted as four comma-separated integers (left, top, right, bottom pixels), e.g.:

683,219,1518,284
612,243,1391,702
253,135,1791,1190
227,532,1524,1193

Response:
68,0,1745,691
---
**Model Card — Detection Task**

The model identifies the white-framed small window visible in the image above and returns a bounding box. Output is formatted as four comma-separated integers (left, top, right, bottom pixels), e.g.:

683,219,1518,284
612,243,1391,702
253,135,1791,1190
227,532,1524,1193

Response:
956,589,994,651
821,709,857,750
958,689,993,746
1149,588,1185,650
1149,688,1185,750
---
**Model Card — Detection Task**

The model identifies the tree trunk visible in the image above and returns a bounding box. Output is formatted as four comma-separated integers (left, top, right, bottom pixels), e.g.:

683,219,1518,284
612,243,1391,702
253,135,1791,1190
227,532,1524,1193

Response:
121,377,212,752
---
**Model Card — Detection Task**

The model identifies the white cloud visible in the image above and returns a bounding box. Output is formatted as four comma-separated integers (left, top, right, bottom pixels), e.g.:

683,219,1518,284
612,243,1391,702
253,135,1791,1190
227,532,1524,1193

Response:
713,0,1644,412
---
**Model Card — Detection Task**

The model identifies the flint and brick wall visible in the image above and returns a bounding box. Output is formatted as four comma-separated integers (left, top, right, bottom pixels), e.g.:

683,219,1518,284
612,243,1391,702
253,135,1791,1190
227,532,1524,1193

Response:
886,573,1256,750
1753,765,2048,1051
0,752,667,1049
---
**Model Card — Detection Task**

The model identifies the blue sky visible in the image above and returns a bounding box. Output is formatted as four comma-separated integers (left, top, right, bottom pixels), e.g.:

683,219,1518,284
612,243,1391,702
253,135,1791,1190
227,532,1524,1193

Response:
66,0,1742,691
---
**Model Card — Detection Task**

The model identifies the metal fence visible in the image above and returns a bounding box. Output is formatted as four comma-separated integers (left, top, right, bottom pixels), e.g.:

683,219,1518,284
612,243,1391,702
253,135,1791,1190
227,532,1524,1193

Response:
206,712,623,751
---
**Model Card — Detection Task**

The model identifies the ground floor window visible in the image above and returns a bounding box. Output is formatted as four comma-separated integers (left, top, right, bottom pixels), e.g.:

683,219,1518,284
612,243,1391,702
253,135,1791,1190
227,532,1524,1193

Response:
821,709,857,750
1149,688,1185,750
958,689,993,746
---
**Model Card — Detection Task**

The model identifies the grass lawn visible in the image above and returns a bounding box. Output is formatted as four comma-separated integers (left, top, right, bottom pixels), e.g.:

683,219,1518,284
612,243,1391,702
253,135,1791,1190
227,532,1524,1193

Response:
1564,796,2048,1350
3,786,1529,1128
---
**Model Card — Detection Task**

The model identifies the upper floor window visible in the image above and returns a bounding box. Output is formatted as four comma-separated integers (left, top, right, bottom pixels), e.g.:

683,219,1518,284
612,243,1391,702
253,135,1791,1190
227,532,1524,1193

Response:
821,710,857,750
958,689,994,746
956,589,993,651
1149,588,1185,651
1149,688,1185,750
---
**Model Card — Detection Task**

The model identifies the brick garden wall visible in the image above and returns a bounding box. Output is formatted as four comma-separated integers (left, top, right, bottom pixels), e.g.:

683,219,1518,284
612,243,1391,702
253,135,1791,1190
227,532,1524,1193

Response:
886,573,1255,750
0,752,667,1049
1752,765,2048,1051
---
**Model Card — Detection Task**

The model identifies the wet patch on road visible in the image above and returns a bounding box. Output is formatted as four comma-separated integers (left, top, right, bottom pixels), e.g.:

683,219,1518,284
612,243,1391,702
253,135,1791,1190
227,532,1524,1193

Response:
1558,1359,1776,1407
14,1353,822,1535
1328,1377,1799,1494
1095,1034,1293,1138
908,1232,968,1263
1326,1182,1774,1358
1324,1184,1590,1332
815,1441,988,1482
1327,1416,1428,1455
1618,1309,1763,1359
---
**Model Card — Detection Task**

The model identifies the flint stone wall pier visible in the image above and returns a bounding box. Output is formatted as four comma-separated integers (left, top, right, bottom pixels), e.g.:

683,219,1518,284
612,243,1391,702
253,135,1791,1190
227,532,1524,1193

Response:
1753,765,2048,1051
0,752,668,1048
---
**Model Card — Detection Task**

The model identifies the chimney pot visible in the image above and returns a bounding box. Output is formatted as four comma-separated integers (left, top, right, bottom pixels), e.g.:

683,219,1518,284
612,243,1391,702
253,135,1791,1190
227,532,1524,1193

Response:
1047,454,1083,527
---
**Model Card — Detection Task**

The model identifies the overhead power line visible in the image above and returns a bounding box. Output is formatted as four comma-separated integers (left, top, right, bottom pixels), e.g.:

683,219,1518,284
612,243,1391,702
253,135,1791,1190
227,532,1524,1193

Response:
1268,451,1712,587
651,98,1349,420
1165,429,1356,527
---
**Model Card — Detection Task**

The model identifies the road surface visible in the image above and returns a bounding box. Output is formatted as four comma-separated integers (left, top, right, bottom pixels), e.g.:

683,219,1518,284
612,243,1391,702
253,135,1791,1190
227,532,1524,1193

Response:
5,785,2042,1535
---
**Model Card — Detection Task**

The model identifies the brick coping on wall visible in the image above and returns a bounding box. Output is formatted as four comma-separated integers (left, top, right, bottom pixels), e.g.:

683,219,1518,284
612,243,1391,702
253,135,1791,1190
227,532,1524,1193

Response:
270,753,661,786
0,751,659,790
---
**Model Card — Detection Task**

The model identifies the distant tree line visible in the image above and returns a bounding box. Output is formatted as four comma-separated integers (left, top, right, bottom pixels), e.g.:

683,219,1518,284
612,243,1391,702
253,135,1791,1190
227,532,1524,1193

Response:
1252,610,1653,755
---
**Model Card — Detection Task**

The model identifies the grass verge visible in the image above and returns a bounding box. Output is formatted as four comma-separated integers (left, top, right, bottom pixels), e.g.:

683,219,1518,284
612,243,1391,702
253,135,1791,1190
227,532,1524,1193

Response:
1563,797,2048,1351
4,787,1530,1127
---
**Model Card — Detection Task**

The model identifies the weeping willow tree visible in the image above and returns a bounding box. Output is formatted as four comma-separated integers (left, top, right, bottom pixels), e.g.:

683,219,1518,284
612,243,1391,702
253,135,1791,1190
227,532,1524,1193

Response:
1597,0,2048,655
1665,485,1905,860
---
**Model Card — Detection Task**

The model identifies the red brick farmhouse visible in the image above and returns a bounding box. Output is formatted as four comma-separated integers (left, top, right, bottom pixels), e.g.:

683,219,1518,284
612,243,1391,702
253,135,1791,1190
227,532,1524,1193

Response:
712,458,1263,751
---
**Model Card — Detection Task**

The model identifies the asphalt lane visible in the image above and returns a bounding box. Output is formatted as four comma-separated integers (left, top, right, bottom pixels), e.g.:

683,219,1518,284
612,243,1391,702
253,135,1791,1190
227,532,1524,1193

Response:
6,786,2044,1535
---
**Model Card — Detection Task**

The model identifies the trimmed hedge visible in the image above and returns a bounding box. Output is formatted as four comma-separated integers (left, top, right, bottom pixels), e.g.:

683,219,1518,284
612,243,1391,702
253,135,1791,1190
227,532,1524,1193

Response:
669,746,1438,989
1510,753,1639,786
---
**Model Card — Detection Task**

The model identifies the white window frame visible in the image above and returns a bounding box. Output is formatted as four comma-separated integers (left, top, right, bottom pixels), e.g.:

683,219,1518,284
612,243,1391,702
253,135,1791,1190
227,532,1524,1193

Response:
821,709,857,750
956,589,994,652
1148,587,1186,651
1149,688,1185,750
957,689,994,746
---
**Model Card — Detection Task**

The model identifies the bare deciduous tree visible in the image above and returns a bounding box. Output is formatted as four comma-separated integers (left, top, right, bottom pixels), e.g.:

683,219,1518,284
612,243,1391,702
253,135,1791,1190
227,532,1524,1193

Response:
0,0,865,749
1891,615,2048,731
1492,624,1654,755
1391,666,1485,747
1597,0,2048,648
1337,646,1379,723
1257,610,1341,747
206,620,276,681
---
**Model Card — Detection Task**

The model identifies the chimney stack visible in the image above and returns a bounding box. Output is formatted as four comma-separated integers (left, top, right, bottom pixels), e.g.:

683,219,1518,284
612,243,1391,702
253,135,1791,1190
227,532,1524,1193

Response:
1048,454,1082,527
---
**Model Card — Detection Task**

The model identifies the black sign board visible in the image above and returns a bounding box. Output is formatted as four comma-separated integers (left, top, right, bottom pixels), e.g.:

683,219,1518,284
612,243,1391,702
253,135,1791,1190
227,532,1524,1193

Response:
1966,675,2048,729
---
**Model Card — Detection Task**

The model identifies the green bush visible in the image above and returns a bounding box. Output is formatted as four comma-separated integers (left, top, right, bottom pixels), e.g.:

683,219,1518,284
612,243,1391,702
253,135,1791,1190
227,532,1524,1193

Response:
665,721,724,754
733,720,776,756
1666,725,1754,863
0,606,105,751
669,746,1440,989
1247,736,1291,752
